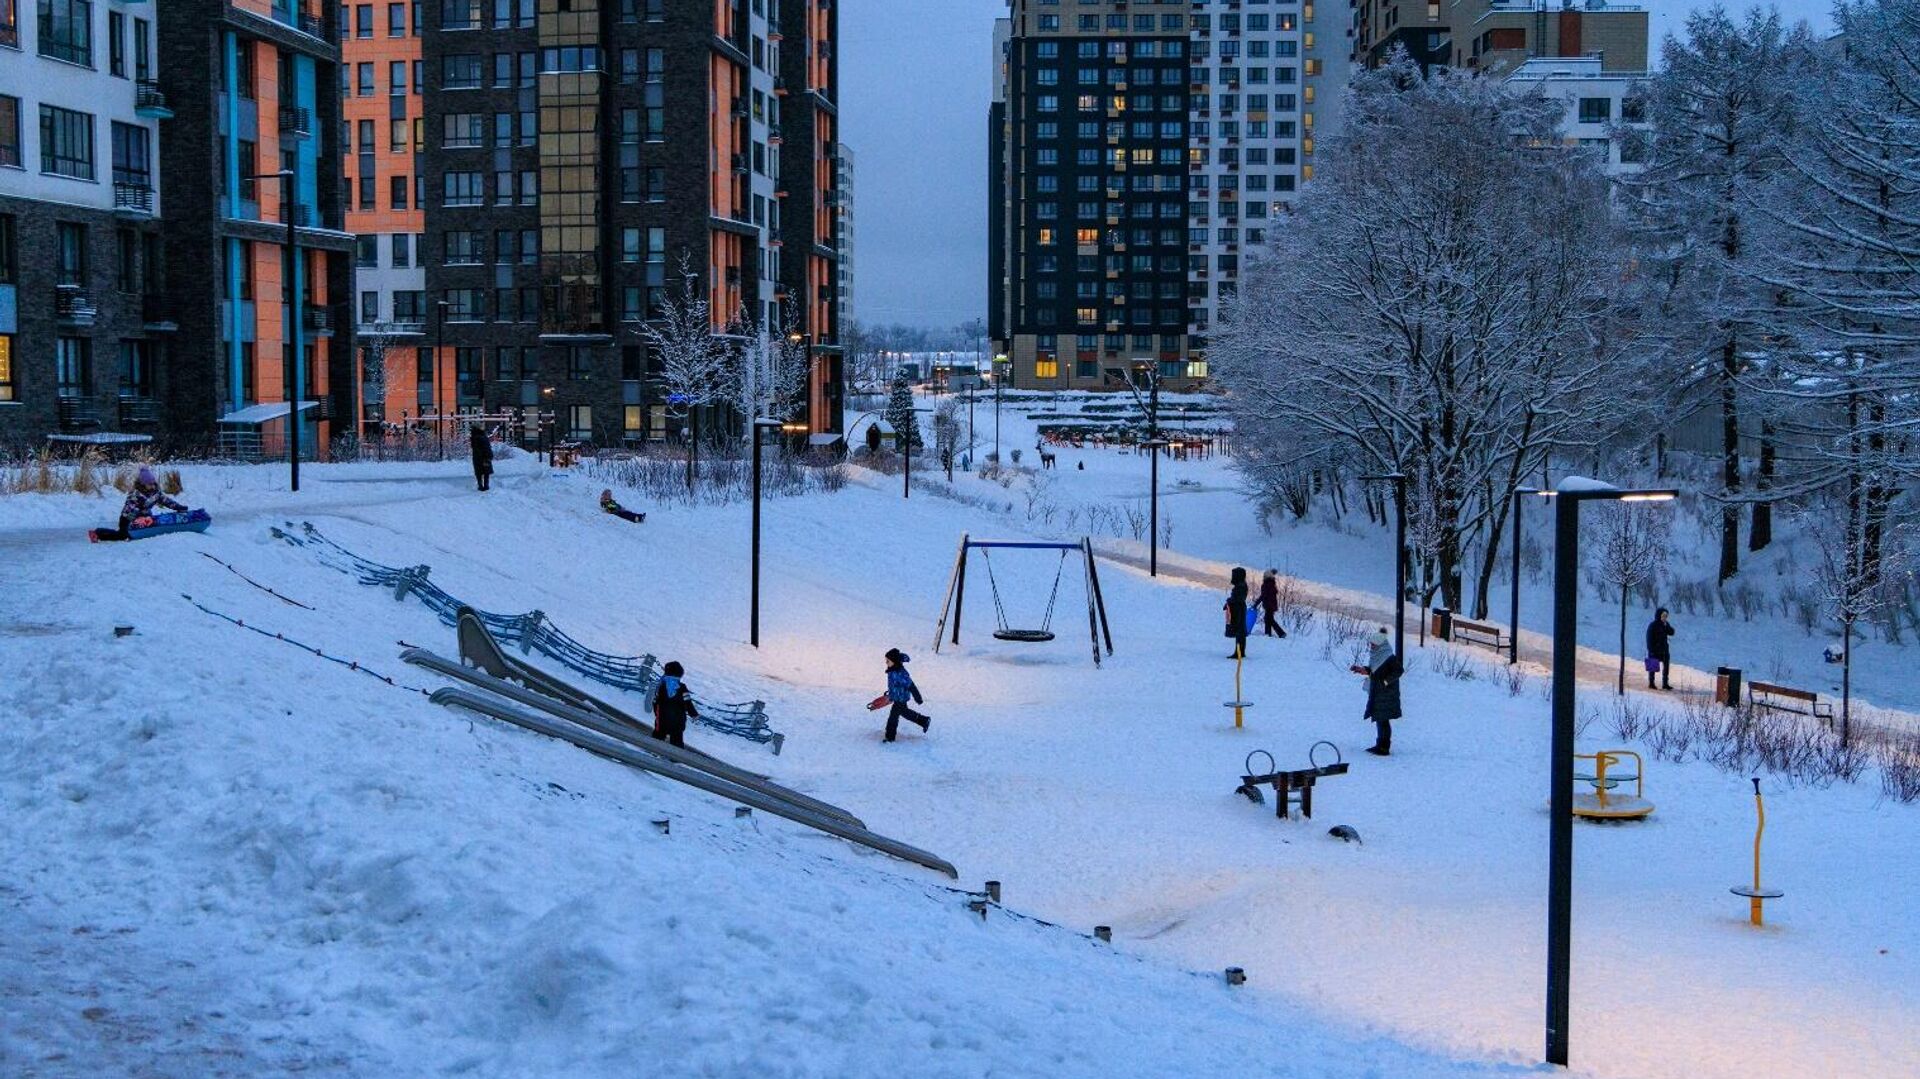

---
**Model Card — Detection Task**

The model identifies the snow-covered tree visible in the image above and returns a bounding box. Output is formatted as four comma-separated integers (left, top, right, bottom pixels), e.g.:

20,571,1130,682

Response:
1216,56,1648,618
1622,6,1817,578
885,370,921,451
933,397,962,480
1803,498,1911,745
641,260,736,489
1591,503,1672,695
735,311,814,428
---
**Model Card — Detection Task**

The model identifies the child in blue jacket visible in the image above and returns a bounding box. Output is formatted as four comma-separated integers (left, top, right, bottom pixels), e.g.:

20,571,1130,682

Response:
881,648,931,742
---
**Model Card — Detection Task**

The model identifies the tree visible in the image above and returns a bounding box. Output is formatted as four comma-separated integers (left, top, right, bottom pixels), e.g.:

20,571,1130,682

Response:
356,324,412,439
1804,499,1909,746
1215,55,1648,617
885,370,921,451
933,397,962,480
641,260,736,490
1591,503,1672,695
1622,7,1817,579
736,310,814,428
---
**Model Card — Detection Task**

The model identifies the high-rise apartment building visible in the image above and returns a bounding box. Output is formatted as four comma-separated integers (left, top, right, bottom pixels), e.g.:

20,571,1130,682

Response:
833,142,853,332
412,0,843,447
990,0,1348,392
1352,0,1648,77
0,0,172,446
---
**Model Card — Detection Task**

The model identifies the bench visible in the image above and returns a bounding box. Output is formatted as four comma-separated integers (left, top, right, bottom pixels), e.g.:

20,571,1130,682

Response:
1747,681,1836,726
1451,618,1510,653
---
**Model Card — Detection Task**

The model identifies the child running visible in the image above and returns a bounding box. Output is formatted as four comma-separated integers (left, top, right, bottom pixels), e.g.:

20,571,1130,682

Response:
878,648,931,743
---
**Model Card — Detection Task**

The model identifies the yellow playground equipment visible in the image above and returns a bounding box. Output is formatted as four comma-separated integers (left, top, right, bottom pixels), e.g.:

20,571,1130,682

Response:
1730,778,1784,925
1572,749,1654,820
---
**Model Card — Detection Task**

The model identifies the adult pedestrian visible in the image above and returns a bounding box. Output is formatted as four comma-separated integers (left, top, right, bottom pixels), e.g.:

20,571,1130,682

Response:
1259,569,1287,638
1359,628,1402,756
469,424,493,491
1224,566,1250,659
1645,608,1676,690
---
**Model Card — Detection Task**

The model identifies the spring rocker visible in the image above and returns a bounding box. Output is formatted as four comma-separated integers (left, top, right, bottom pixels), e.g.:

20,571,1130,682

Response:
1571,749,1654,821
1224,652,1253,727
1729,778,1784,926
1236,742,1348,821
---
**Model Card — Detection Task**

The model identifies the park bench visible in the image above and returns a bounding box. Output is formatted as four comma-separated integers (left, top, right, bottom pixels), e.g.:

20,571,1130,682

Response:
1235,744,1349,821
1747,681,1835,726
1450,617,1510,653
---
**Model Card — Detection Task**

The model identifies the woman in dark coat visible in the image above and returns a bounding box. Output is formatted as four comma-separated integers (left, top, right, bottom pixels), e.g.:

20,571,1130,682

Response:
469,425,494,491
1645,607,1675,690
1361,628,1402,756
1224,566,1250,659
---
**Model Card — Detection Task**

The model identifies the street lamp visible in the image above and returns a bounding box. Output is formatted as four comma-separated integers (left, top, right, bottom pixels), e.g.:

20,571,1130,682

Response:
434,299,450,460
902,402,913,499
751,418,809,648
992,353,1008,463
1510,486,1538,665
1534,478,1678,1069
1142,437,1170,576
538,385,555,463
246,169,299,490
1360,472,1409,659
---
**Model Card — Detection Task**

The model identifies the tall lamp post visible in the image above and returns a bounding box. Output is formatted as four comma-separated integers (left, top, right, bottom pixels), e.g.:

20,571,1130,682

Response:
751,418,807,648
1142,437,1170,576
1361,472,1409,658
1535,478,1677,1068
992,354,1008,462
1510,486,1538,665
902,404,912,499
247,169,299,490
433,299,450,460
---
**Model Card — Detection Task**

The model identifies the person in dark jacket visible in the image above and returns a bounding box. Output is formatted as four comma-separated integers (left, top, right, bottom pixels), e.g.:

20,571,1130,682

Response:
881,648,930,742
651,660,698,747
1645,608,1676,690
1360,628,1403,756
1224,566,1250,658
90,466,189,542
1259,568,1287,638
599,489,646,523
469,425,493,491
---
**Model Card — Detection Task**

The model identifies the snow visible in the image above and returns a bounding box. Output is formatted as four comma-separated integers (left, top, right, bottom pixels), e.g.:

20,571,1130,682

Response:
2,439,1916,1078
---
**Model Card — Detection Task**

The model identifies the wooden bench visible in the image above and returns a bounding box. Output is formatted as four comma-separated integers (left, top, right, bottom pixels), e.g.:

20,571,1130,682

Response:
1450,618,1510,653
1747,681,1836,726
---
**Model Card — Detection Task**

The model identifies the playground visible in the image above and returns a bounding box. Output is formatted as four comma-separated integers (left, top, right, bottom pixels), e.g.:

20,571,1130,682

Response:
1,451,1916,1079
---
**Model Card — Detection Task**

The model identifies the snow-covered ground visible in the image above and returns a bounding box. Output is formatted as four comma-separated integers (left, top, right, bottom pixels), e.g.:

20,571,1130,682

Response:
2,448,1915,1078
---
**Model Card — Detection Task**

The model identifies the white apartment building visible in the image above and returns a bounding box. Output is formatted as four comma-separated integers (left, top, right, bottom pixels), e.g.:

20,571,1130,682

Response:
1504,55,1649,176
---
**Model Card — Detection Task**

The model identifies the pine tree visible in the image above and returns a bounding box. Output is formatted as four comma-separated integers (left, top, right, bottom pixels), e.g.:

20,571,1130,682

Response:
886,371,922,450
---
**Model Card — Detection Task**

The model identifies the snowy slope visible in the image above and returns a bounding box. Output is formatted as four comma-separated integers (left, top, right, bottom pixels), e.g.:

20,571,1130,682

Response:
2,457,1915,1078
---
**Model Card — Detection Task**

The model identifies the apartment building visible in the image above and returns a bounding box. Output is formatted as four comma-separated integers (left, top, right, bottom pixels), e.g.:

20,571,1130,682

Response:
338,0,429,431
833,142,853,332
414,0,842,448
0,0,172,446
1352,0,1649,77
990,0,1348,392
1504,55,1649,175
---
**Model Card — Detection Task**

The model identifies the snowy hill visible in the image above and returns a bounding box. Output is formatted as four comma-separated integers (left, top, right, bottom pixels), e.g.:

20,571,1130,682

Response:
2,454,1915,1078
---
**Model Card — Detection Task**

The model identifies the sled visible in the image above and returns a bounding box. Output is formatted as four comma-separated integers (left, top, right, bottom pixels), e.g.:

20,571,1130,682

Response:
865,694,891,712
601,503,646,523
96,509,211,541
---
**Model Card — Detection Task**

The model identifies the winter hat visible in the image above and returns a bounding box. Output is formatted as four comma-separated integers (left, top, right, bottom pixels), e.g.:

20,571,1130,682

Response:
662,660,684,677
136,466,158,488
885,648,910,665
1367,629,1394,670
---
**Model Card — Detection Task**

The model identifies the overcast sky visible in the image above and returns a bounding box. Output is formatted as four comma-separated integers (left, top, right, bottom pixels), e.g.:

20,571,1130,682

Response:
837,0,1838,333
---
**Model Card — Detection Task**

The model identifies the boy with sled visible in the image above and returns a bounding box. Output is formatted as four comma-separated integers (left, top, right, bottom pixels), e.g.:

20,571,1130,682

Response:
868,648,931,743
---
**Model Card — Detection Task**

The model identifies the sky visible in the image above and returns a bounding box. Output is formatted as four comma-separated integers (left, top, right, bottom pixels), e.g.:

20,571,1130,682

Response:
838,0,1838,333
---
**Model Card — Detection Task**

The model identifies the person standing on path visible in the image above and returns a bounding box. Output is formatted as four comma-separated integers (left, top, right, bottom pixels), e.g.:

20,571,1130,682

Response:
1259,569,1287,638
1225,566,1251,658
880,648,931,742
1645,608,1676,690
651,660,699,747
1359,628,1403,756
469,425,493,491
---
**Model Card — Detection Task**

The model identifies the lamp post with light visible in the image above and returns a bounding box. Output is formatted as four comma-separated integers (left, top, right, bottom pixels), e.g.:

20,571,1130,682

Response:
1534,478,1678,1069
751,418,808,647
1360,472,1409,659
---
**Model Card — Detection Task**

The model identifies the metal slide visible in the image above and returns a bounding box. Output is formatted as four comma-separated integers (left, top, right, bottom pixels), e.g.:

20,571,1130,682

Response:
429,686,959,879
403,647,859,828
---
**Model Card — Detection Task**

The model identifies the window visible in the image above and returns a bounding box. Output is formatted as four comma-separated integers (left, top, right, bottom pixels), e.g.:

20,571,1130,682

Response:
444,288,484,320
1034,357,1060,379
390,174,408,208
56,336,91,396
444,230,482,264
39,105,94,179
0,0,16,48
391,233,411,267
107,10,123,76
0,333,12,402
355,3,373,36
443,171,483,206
443,112,483,147
1578,97,1611,124
358,62,374,96
0,96,20,169
0,214,14,285
388,2,405,34
110,121,148,187
567,405,592,439
360,290,380,323
355,234,378,268
567,347,591,380
114,227,136,292
37,0,92,66
442,54,482,89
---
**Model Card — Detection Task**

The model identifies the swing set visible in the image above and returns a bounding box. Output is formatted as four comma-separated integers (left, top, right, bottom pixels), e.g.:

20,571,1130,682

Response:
932,534,1115,666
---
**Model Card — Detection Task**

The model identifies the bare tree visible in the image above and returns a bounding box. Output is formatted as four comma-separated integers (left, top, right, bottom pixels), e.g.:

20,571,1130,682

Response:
357,323,415,447
1216,55,1648,617
1804,499,1910,745
641,260,736,490
735,309,814,428
932,397,962,480
1591,503,1672,695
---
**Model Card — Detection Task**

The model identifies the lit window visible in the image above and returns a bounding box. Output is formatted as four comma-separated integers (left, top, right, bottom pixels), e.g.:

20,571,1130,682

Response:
1035,358,1060,379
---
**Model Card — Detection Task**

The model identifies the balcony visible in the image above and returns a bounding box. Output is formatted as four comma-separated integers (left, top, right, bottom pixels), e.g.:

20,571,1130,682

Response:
118,397,162,426
304,305,333,334
297,8,328,39
58,397,104,433
141,294,179,331
55,286,97,326
113,182,155,217
279,106,312,138
731,152,749,174
135,80,173,119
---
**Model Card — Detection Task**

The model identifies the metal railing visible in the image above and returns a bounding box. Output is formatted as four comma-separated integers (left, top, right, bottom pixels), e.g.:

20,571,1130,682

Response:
113,182,155,214
55,286,97,325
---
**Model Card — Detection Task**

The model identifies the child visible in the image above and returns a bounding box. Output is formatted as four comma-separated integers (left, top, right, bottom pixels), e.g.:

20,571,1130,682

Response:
91,467,189,542
1259,569,1288,638
600,489,646,523
651,661,698,747
880,648,930,743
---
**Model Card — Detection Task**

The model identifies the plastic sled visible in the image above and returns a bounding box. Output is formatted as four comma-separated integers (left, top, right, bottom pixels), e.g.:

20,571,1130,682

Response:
128,509,212,540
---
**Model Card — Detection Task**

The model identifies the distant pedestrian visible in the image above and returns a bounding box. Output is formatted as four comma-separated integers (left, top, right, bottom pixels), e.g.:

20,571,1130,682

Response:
879,647,930,742
651,660,698,748
1259,569,1287,638
469,425,493,491
1357,628,1402,756
1224,566,1250,659
1645,608,1675,690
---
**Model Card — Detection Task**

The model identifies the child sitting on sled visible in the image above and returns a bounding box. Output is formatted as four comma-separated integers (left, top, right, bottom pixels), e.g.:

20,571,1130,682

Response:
91,467,191,542
599,489,646,523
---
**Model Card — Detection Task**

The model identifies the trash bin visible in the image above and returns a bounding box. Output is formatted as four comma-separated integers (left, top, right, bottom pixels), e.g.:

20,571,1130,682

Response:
1432,607,1453,641
1716,666,1743,708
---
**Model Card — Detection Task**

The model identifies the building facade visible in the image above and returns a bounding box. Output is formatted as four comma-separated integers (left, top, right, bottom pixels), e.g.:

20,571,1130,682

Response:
833,141,852,332
1,0,173,447
411,0,842,448
990,0,1348,392
1503,55,1649,175
1352,0,1649,77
